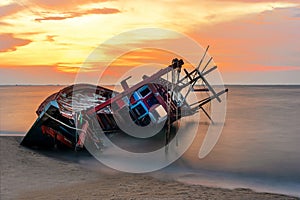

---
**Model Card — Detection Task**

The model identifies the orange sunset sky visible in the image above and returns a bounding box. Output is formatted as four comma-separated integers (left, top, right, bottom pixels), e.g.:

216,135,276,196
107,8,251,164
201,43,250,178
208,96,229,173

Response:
0,0,299,85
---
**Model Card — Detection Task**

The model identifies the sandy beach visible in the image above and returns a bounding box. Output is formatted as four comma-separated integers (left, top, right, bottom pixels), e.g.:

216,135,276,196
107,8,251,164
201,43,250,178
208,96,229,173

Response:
0,136,298,200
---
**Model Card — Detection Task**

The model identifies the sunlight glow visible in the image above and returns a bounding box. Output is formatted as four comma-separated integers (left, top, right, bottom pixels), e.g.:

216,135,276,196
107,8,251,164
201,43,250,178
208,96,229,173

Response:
0,0,299,84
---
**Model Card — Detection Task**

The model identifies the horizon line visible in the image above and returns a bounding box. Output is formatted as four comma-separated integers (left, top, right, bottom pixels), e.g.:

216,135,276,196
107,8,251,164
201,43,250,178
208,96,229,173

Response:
1,84,300,86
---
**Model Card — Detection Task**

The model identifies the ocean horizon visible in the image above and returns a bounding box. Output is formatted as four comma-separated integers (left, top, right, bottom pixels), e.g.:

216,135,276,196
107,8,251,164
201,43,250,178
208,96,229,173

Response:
0,85,299,197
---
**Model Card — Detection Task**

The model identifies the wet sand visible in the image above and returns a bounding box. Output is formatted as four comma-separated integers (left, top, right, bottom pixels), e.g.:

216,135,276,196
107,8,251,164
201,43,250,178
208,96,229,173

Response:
0,137,298,200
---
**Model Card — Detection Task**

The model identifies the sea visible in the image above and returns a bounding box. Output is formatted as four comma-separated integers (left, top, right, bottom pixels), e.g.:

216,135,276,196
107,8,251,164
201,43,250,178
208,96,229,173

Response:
0,85,299,197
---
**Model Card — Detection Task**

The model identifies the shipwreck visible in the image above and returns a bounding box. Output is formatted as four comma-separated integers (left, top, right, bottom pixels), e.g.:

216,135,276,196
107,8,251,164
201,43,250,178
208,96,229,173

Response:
21,49,228,152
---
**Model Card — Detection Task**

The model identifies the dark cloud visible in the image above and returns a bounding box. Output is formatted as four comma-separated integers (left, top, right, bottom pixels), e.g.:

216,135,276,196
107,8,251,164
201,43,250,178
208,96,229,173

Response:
0,33,32,52
35,8,120,22
0,1,117,20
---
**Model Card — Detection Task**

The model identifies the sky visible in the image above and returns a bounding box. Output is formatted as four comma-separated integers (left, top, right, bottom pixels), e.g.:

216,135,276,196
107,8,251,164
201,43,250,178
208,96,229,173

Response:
0,0,299,85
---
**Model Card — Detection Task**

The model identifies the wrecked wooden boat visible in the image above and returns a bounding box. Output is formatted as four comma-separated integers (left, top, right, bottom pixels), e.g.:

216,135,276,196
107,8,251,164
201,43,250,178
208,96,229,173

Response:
21,55,228,151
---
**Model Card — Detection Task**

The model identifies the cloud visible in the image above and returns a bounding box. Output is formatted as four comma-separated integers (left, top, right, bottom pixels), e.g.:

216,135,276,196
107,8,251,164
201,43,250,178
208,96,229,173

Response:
0,22,11,26
183,5,300,72
0,64,76,85
34,8,120,22
31,0,112,10
0,3,24,19
17,32,44,36
44,35,56,42
0,33,32,52
290,6,300,17
0,1,118,22
214,0,300,3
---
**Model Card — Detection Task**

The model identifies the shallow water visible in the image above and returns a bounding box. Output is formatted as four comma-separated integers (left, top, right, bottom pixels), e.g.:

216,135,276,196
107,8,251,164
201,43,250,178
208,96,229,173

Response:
0,85,299,196
161,86,300,197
